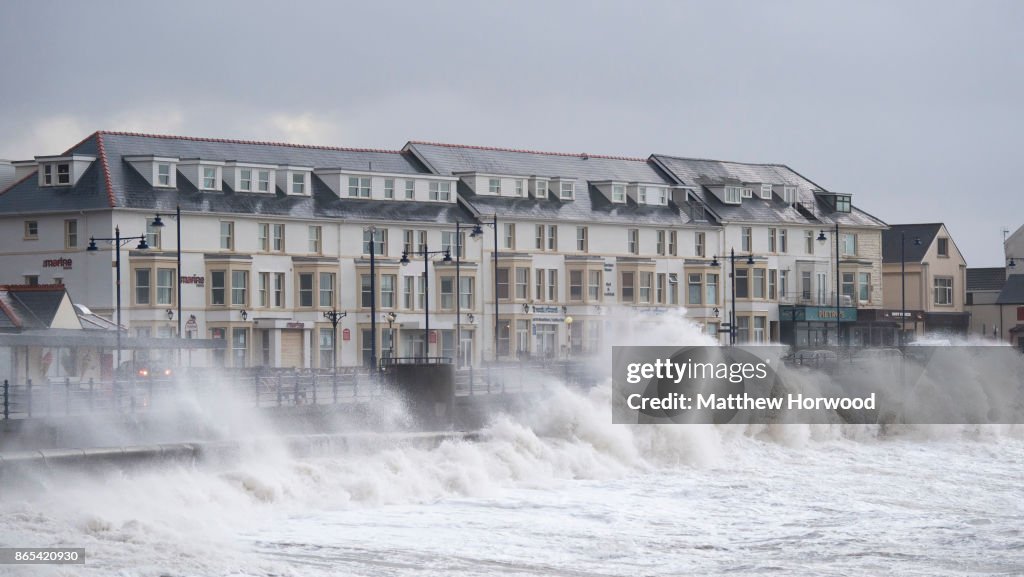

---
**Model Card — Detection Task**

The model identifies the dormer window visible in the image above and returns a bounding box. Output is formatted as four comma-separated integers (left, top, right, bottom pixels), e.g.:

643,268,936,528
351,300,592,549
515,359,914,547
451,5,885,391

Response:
724,186,742,204
489,178,501,194
157,164,172,187
638,186,647,204
657,188,667,205
533,178,548,198
515,179,524,196
783,186,797,204
202,167,218,190
760,184,773,199
559,181,574,200
36,154,96,188
41,163,70,186
348,176,371,198
612,184,626,203
429,181,451,201
274,166,312,196
291,173,306,194
231,165,273,192
741,187,753,198
835,195,851,213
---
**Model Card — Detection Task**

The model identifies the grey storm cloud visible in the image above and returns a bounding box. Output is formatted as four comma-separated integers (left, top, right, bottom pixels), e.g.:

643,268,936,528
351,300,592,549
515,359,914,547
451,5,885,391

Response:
1,0,1021,265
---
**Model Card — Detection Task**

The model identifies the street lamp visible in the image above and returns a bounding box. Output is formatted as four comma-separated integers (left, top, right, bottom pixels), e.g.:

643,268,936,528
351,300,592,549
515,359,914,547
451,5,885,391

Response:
384,311,397,359
151,206,182,364
323,309,347,376
901,233,922,347
87,227,150,374
400,245,452,358
817,223,841,347
564,315,574,358
709,249,755,345
446,221,478,367
363,226,380,371
470,215,499,361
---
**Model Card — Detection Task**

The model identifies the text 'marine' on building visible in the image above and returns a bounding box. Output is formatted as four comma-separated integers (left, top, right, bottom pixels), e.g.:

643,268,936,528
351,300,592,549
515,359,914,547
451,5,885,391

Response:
0,132,889,369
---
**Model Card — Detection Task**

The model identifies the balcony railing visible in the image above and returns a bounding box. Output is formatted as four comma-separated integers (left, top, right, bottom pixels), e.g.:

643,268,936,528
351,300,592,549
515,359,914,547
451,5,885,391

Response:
778,292,861,308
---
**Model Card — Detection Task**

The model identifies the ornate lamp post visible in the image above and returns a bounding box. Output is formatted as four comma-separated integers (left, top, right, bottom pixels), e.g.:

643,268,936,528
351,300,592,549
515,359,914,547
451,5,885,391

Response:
323,309,347,375
817,223,840,346
384,311,397,359
900,233,922,346
470,216,499,361
151,206,182,363
709,249,755,345
87,227,151,373
400,245,452,358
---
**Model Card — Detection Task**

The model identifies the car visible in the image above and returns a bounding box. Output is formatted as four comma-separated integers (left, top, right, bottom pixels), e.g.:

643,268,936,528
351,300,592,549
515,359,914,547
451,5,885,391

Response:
116,360,175,380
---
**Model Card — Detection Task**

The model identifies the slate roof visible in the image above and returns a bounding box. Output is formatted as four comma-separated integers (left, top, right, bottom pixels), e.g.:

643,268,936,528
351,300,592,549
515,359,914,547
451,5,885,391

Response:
0,132,475,225
0,286,67,331
881,223,943,263
406,141,709,226
651,154,887,228
996,274,1024,304
966,267,1007,292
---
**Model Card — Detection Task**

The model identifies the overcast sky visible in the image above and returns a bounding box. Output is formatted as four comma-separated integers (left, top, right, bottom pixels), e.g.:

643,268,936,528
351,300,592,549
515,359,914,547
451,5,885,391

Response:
2,0,1021,266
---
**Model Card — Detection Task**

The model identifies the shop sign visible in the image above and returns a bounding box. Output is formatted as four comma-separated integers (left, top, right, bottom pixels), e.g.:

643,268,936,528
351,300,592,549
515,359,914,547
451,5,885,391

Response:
43,257,73,269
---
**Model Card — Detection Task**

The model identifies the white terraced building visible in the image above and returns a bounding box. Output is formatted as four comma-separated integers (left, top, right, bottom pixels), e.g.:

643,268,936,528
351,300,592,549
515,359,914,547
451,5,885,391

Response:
0,132,888,376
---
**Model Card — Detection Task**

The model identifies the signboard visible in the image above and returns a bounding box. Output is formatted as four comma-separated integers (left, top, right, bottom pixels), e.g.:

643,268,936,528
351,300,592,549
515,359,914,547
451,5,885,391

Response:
181,275,205,287
43,257,73,269
785,306,857,322
184,317,198,332
429,330,437,344
287,322,305,329
342,328,351,341
882,310,923,321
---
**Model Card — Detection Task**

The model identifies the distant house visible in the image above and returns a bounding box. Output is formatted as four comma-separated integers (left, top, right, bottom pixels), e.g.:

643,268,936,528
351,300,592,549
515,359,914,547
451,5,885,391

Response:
0,284,222,383
995,275,1024,351
881,223,969,339
966,267,1006,338
0,284,100,382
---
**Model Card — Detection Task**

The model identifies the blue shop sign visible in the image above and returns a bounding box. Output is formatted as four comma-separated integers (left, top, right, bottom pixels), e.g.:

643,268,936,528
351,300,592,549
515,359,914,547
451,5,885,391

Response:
780,306,857,322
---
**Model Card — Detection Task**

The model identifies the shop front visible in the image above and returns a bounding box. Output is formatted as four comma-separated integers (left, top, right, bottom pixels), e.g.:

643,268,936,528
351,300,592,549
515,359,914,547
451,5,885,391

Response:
779,305,857,349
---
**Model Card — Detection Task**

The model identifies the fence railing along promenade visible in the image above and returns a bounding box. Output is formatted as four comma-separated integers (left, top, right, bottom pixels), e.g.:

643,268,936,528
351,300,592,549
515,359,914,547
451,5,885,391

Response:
1,361,600,421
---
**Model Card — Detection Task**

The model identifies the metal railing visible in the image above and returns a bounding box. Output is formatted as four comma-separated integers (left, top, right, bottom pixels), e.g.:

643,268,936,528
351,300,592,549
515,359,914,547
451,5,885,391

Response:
1,361,603,421
778,291,857,307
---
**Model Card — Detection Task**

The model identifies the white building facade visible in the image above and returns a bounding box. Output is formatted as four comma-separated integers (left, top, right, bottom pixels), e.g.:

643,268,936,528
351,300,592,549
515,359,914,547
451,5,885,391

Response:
0,132,888,370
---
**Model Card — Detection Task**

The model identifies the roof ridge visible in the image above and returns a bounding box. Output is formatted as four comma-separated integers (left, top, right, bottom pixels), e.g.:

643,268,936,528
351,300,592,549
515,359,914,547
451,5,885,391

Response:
7,291,46,328
99,131,403,155
96,132,116,207
1,284,68,291
653,152,790,169
409,140,649,163
0,294,21,329
884,222,946,227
